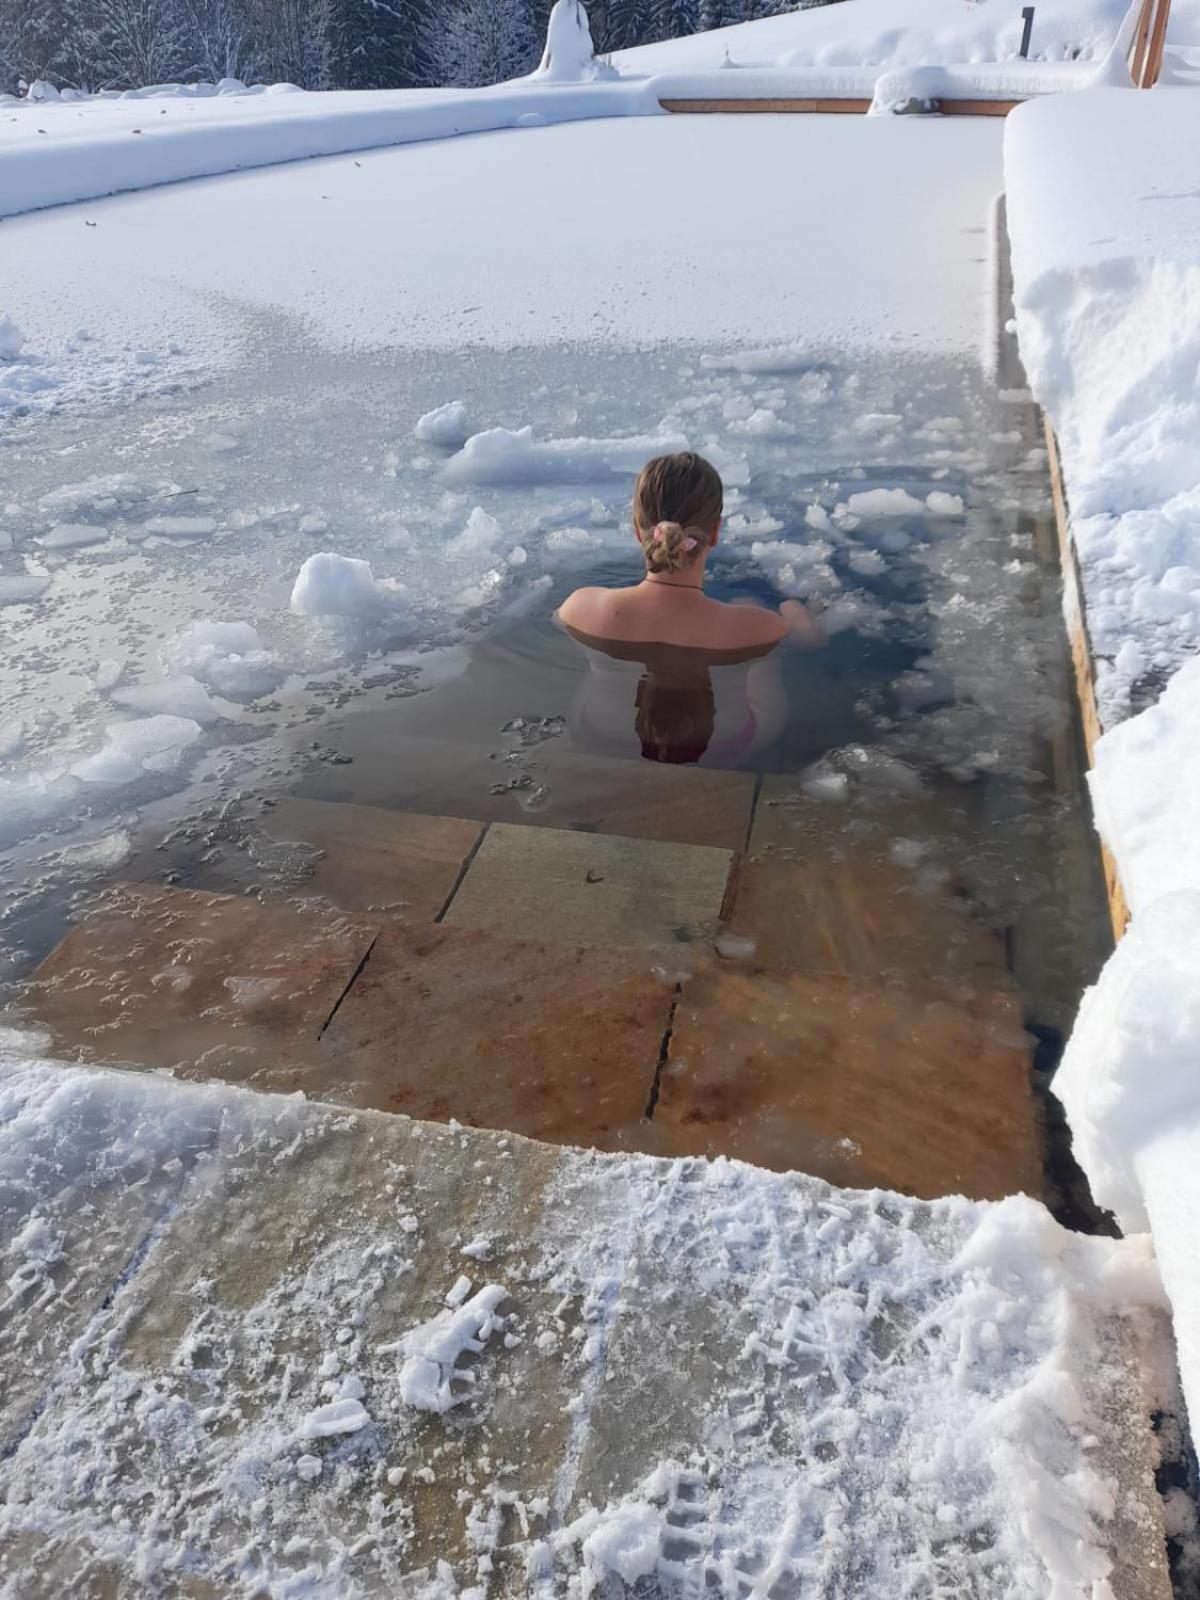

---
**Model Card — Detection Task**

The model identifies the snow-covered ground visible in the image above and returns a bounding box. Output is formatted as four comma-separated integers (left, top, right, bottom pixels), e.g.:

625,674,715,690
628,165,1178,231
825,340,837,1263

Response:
1005,86,1200,1438
0,1055,1183,1597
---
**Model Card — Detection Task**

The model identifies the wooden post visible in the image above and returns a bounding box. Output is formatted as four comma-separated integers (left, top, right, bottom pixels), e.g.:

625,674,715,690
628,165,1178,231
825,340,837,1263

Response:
1140,0,1173,84
1129,0,1156,83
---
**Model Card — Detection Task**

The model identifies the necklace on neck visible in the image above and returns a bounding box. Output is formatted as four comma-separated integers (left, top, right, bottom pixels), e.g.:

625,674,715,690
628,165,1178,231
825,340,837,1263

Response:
644,573,704,592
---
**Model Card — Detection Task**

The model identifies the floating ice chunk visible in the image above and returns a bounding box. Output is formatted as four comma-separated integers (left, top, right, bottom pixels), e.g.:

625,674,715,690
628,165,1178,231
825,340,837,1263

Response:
142,514,218,539
297,1397,369,1439
0,575,49,606
388,1282,508,1414
0,721,24,759
71,715,203,785
415,400,471,450
112,675,219,726
445,428,688,488
716,934,758,962
926,490,965,517
298,513,328,535
805,504,832,533
582,1502,664,1585
0,1024,53,1055
801,764,850,802
168,620,282,698
38,523,108,550
296,1454,323,1482
700,347,813,376
546,526,602,555
0,315,24,361
845,488,926,518
730,407,787,437
291,552,383,618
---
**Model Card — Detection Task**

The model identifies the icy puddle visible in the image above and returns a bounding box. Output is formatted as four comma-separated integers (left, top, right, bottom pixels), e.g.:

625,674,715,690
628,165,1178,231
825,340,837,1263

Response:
1,343,1110,1209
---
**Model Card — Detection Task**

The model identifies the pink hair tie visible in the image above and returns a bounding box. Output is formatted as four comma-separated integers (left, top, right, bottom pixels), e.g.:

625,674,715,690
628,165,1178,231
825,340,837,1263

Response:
683,536,698,552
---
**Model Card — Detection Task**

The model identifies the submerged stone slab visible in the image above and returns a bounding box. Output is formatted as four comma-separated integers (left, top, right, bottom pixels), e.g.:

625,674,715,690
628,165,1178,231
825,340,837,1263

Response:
725,854,1011,986
318,921,668,1149
643,962,1043,1202
300,730,757,850
258,799,482,918
27,884,376,1078
443,822,734,953
0,1061,1173,1600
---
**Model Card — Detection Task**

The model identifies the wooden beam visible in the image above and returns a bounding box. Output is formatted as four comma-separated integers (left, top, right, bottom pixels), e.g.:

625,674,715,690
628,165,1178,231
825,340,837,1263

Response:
937,98,1019,116
657,97,871,113
1044,419,1130,942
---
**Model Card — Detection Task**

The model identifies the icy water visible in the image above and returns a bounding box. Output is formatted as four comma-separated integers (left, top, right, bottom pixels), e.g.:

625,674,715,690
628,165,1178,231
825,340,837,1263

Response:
0,341,1108,1037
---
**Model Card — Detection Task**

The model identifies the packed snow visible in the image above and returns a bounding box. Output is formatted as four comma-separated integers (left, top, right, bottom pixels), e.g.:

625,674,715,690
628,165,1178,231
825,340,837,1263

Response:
0,1056,1183,1597
1006,88,1200,722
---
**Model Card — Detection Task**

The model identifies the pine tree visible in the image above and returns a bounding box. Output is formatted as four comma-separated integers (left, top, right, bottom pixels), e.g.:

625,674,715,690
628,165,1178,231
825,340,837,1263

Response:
249,0,334,86
648,0,698,43
605,0,649,49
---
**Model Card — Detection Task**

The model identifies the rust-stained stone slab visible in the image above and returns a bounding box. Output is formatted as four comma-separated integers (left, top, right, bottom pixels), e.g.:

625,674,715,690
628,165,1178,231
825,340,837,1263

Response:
317,922,669,1150
26,884,377,1078
259,799,482,918
640,962,1043,1202
300,731,757,850
444,822,734,953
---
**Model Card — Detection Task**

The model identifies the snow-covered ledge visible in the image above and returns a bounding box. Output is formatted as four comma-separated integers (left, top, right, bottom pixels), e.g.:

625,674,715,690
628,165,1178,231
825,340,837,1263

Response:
1005,86,1200,1426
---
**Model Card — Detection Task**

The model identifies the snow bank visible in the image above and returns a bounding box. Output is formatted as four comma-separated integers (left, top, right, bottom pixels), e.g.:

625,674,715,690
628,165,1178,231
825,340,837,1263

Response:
616,0,1184,71
0,78,657,221
1007,91,1200,1436
1006,89,1200,721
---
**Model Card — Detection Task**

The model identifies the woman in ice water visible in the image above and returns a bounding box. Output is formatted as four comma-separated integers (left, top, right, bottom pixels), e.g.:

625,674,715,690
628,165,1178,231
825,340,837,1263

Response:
557,451,823,766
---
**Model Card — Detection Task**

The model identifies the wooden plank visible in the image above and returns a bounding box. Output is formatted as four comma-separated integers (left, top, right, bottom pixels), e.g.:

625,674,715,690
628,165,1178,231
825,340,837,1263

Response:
1141,0,1173,85
657,96,1020,116
1044,420,1130,942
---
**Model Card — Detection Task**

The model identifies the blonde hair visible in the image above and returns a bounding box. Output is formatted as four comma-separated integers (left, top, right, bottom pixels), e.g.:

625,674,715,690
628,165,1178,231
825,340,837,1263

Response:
633,452,723,574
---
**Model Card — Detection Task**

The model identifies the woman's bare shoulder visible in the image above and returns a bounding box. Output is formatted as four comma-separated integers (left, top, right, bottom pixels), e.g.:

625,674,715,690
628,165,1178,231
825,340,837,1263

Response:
711,598,788,647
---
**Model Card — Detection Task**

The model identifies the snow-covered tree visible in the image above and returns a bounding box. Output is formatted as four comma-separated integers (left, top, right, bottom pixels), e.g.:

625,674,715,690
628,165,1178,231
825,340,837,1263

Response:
649,0,698,43
336,0,435,88
430,0,539,87
89,0,192,87
180,0,256,82
249,0,334,85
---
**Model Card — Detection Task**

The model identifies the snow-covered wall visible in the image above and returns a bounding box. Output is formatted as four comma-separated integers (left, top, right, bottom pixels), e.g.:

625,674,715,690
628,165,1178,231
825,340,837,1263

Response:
1006,86,1200,1429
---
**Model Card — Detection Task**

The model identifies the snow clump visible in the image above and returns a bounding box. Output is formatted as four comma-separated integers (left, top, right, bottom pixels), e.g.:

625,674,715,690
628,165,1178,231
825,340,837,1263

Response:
168,620,283,698
290,552,383,619
385,1281,509,1413
0,315,24,361
415,400,471,449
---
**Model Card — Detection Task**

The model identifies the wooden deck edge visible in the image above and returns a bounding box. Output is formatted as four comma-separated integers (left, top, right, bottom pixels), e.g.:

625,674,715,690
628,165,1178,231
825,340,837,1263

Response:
657,97,1019,115
1044,419,1131,943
